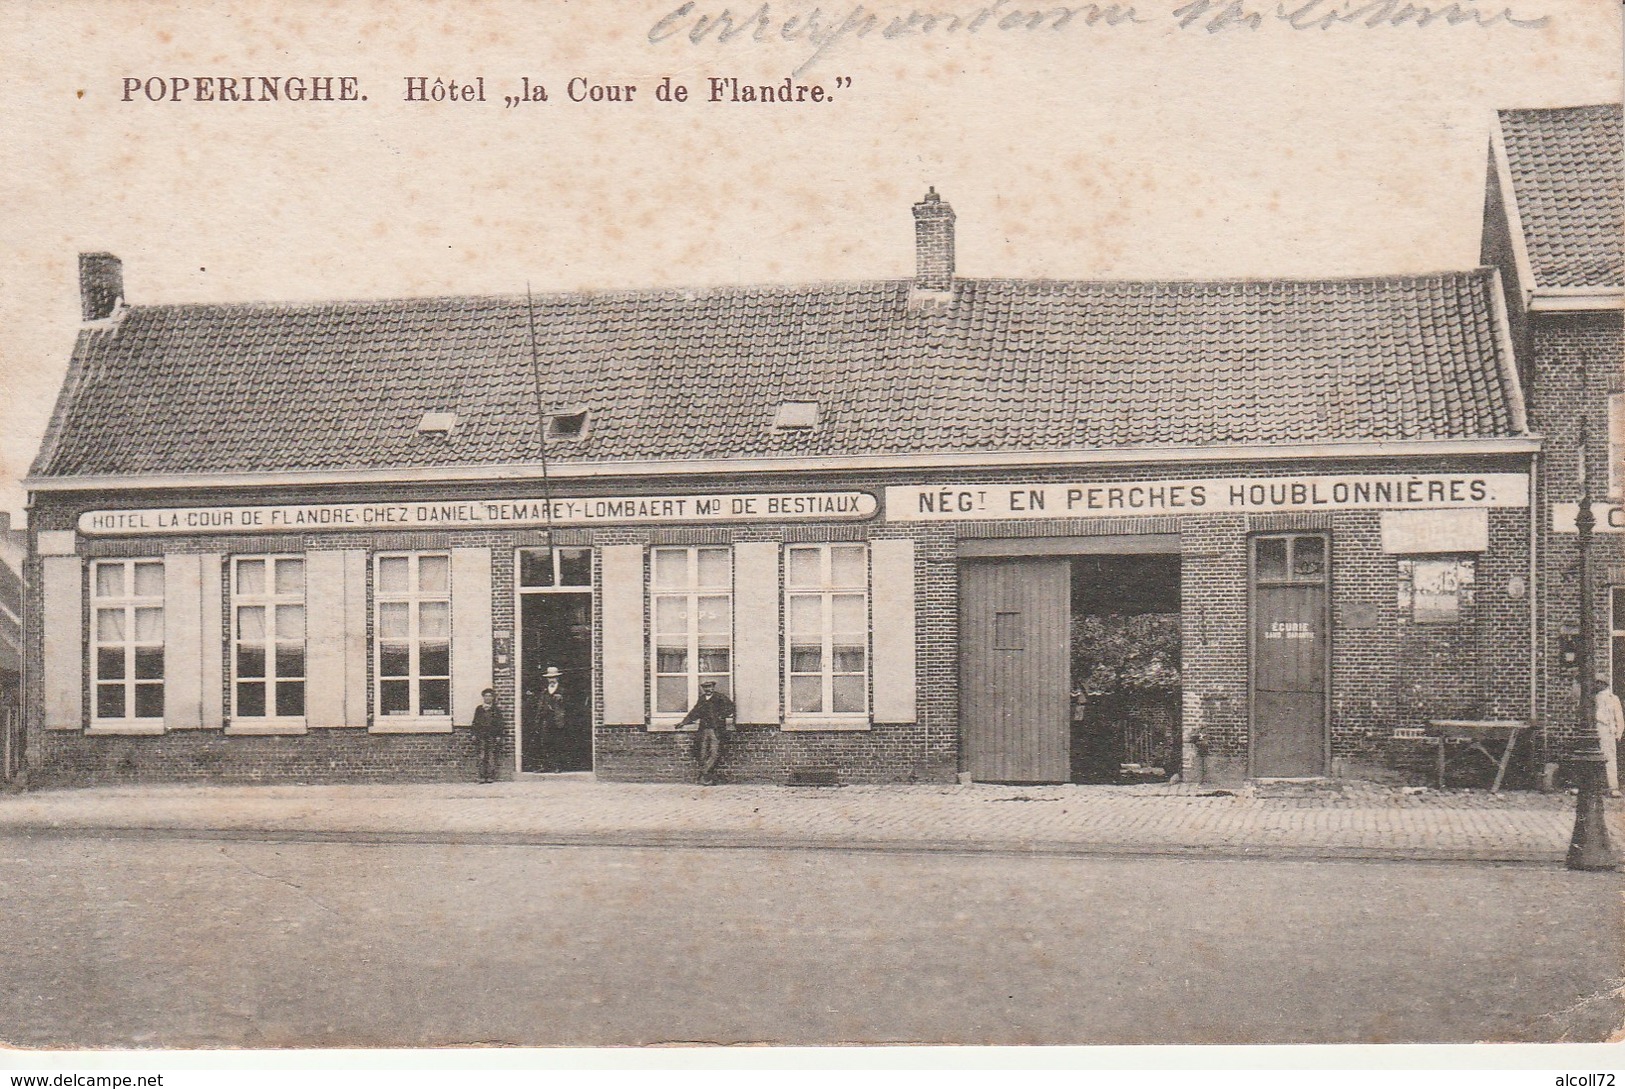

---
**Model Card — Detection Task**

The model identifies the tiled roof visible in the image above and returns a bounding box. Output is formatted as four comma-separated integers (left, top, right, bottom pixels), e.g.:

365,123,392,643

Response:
1497,104,1624,290
31,271,1522,480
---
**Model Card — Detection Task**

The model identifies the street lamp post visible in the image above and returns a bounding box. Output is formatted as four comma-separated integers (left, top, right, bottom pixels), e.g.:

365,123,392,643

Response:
1566,418,1617,871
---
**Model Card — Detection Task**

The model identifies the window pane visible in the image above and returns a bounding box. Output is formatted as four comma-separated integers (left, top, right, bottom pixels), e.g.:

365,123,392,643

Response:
236,559,266,595
96,646,125,680
275,605,305,641
133,563,164,597
378,556,410,593
788,595,821,636
275,558,304,595
697,647,730,673
276,681,305,717
418,555,450,594
790,645,822,673
656,647,688,674
1615,639,1625,691
133,647,163,681
96,684,126,719
696,548,730,589
790,676,822,714
832,675,865,713
237,682,266,717
134,607,163,642
237,606,266,642
378,602,409,639
379,643,411,677
237,644,265,678
418,602,449,639
96,608,126,642
830,545,866,587
380,679,410,714
832,644,865,673
1256,538,1287,580
518,550,555,588
419,678,450,716
653,549,688,589
1292,537,1325,578
831,594,865,633
134,684,163,718
1614,588,1625,632
656,676,690,714
697,596,730,634
558,548,592,587
95,564,125,597
275,644,305,680
420,641,450,677
654,596,688,635
786,548,821,588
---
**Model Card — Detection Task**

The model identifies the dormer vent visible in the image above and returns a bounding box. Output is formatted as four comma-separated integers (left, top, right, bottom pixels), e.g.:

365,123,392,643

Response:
417,411,458,435
773,401,819,430
546,409,590,440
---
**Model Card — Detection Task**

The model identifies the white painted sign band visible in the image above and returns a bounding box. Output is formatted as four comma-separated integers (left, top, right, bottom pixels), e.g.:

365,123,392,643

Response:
885,474,1529,522
1551,502,1625,534
79,491,878,536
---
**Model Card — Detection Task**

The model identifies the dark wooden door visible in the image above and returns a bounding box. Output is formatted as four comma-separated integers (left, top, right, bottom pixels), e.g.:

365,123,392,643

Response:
961,558,1071,783
1250,534,1329,777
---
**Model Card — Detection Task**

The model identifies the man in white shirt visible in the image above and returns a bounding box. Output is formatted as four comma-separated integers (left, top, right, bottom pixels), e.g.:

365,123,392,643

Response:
1595,673,1625,797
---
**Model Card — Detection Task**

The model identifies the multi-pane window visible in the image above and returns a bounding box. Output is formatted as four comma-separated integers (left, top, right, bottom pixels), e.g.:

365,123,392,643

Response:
652,547,732,717
785,543,868,718
1397,557,1476,625
376,553,451,719
233,557,306,720
92,559,164,722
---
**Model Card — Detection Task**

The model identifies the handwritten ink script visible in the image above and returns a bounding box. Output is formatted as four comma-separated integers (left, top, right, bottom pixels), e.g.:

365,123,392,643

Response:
650,0,1551,73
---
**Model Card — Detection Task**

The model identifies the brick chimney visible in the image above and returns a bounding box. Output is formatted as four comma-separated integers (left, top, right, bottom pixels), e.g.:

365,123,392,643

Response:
911,187,955,293
79,252,123,322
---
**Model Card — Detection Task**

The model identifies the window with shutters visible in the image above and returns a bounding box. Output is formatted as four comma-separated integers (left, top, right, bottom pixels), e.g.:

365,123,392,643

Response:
375,553,452,722
232,556,306,724
651,546,732,723
91,559,165,725
785,543,868,723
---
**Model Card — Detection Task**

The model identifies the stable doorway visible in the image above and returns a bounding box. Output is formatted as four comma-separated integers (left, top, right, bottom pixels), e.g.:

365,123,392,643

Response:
1249,533,1330,778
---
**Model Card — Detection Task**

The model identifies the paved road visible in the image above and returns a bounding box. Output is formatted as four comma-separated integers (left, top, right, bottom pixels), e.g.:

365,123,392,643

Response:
0,837,1619,1048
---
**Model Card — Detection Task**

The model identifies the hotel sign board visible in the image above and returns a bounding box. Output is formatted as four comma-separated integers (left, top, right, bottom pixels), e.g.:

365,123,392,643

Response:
885,473,1530,522
78,491,878,536
1551,502,1625,534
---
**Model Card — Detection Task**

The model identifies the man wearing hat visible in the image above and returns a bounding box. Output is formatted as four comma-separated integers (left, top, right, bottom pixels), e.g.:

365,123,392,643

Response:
1596,672,1625,797
470,687,504,784
524,664,567,773
679,680,736,786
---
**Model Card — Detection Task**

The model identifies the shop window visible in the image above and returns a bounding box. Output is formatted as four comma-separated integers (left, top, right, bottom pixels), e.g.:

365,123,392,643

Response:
232,556,306,721
1397,557,1475,625
651,547,732,720
785,543,868,720
375,553,452,720
546,410,589,441
519,546,592,588
1612,587,1624,691
91,559,164,723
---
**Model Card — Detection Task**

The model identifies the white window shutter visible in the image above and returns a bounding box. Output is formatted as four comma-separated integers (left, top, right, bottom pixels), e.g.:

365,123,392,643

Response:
305,551,346,727
451,547,494,727
732,542,780,725
41,555,83,730
197,554,224,728
870,538,917,724
163,553,203,729
600,544,645,725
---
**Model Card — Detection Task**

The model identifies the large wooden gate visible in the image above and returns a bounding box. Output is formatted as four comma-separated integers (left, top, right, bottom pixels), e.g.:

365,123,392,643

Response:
1250,533,1329,778
961,558,1071,783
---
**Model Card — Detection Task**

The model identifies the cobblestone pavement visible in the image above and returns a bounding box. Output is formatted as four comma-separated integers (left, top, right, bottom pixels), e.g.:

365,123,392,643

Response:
2,777,1621,862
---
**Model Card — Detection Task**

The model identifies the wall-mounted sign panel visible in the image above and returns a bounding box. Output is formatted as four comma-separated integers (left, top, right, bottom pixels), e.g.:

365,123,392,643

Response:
1551,502,1625,533
886,473,1528,522
79,491,878,536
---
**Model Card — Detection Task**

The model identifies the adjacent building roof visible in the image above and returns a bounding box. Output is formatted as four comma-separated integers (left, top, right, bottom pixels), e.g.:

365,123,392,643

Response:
1495,104,1624,291
29,269,1527,483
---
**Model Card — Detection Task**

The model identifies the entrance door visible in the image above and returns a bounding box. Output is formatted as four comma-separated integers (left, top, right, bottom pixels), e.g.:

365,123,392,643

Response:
1250,533,1329,778
518,547,594,773
961,558,1071,783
